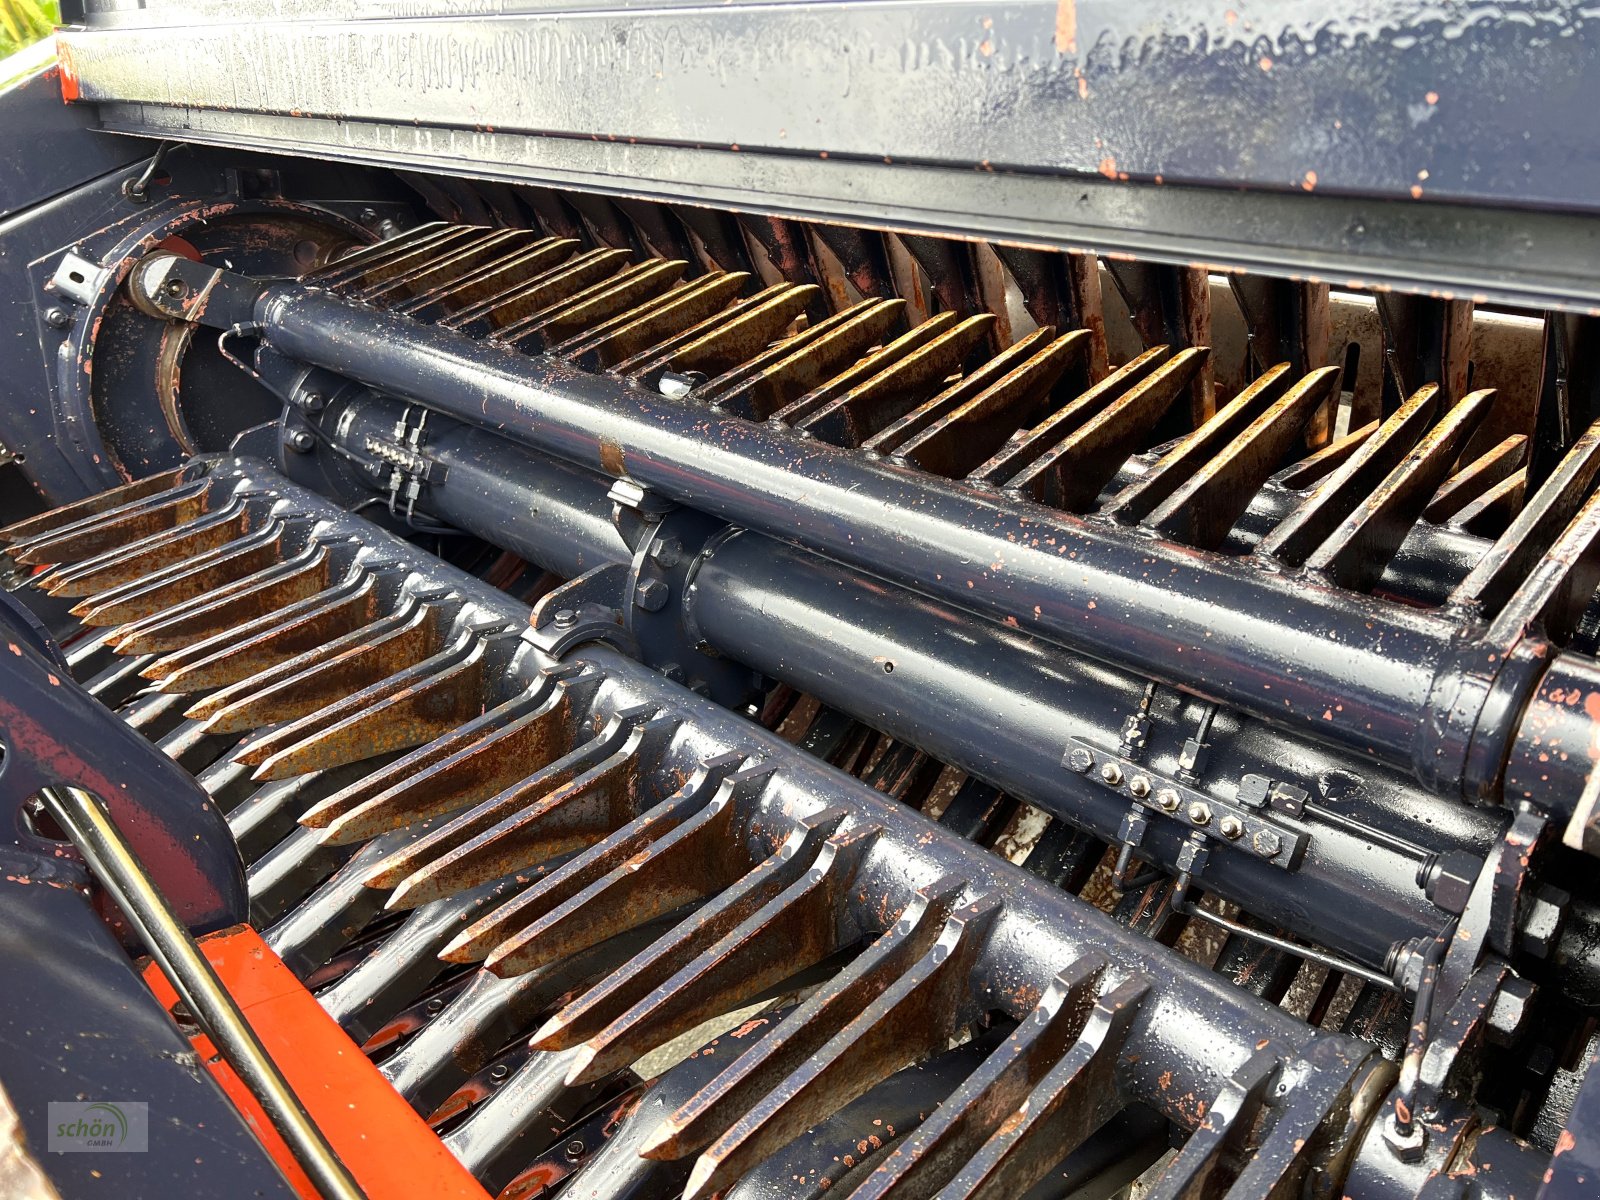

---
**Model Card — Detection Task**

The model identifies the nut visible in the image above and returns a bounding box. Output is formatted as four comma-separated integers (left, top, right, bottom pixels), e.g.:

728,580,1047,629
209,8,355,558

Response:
286,428,315,453
1128,775,1151,799
1186,802,1211,826
1422,849,1479,915
553,608,578,628
1155,788,1180,812
1100,762,1124,786
1520,887,1568,959
1487,977,1536,1045
1218,815,1244,839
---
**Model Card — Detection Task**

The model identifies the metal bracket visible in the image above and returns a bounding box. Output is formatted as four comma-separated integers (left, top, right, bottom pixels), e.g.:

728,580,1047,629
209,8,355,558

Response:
51,252,113,308
365,404,448,524
1065,737,1309,869
523,562,639,659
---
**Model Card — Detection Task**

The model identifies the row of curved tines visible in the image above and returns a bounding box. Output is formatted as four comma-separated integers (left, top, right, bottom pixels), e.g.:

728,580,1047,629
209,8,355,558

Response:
4,468,1368,1200
307,224,1600,643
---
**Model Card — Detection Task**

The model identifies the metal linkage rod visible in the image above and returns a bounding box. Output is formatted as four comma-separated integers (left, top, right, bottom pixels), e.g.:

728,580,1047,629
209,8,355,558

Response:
37,785,367,1200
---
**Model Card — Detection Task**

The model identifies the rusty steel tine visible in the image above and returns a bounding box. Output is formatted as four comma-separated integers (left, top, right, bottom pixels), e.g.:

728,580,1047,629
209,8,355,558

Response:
299,681,558,833
1304,389,1496,591
112,546,332,654
799,314,997,447
965,346,1173,487
773,313,965,429
1258,384,1442,567
932,977,1150,1200
1206,1044,1363,1200
71,520,287,625
1004,349,1210,510
0,467,186,544
243,629,510,782
230,760,383,865
1106,363,1296,525
1271,420,1380,491
361,707,649,896
144,568,379,688
622,284,821,382
10,478,209,565
681,895,1002,1200
187,600,432,729
447,753,745,966
316,681,578,845
328,227,482,295
384,713,680,910
122,689,201,735
873,329,1086,469
319,869,535,1041
1141,1045,1285,1200
500,259,688,352
846,955,1110,1200
84,651,164,705
527,810,854,1053
358,228,531,304
1424,434,1528,524
40,503,253,597
306,222,452,287
641,875,967,1161
1484,470,1600,643
399,237,579,321
1141,367,1342,549
442,248,634,335
1451,418,1600,618
701,298,906,420
1456,469,1527,534
556,271,749,370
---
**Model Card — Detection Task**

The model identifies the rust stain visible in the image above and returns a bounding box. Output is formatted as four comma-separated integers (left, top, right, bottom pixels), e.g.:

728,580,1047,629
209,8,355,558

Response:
1055,0,1077,54
599,437,627,476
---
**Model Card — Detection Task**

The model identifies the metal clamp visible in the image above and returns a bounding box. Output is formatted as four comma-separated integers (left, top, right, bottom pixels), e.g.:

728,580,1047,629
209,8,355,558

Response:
1065,737,1309,869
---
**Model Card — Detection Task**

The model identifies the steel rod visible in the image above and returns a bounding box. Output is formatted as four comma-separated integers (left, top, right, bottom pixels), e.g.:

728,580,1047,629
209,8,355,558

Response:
38,785,367,1200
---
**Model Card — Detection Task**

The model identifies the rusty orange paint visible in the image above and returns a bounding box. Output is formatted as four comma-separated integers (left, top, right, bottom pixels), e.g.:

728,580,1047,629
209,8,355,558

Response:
142,926,491,1200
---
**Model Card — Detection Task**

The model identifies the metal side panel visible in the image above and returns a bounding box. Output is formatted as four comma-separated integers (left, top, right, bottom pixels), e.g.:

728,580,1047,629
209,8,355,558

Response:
52,1,1600,313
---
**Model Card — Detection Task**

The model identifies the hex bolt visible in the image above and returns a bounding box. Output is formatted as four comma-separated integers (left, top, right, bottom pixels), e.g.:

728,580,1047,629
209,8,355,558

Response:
1100,762,1124,786
286,428,315,453
1066,747,1094,773
1254,828,1283,858
1128,776,1151,799
553,608,577,628
1218,815,1244,839
1186,801,1211,826
1155,788,1180,812
44,306,73,330
635,578,669,612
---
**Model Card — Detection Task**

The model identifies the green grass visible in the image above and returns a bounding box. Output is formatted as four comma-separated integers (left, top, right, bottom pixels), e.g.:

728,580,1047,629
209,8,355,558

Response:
0,0,59,93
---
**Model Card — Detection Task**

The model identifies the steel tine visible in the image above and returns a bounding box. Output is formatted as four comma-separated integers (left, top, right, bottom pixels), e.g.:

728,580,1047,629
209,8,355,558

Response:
702,298,905,420
247,824,358,926
10,479,208,565
798,314,997,447
1450,418,1600,619
681,896,1003,1200
362,707,649,898
0,466,186,544
383,714,678,910
230,758,396,864
439,1046,597,1186
1140,1045,1284,1200
845,956,1110,1200
72,520,287,625
556,271,748,370
1303,388,1496,591
774,312,964,429
501,258,688,352
358,228,530,304
526,811,854,1056
1423,434,1528,524
39,502,251,596
619,284,820,383
1258,384,1442,567
400,237,579,321
328,226,481,295
189,601,433,730
442,247,633,335
447,753,746,966
265,827,416,978
1271,420,1380,490
965,346,1173,487
878,329,1087,472
112,545,331,654
1484,469,1600,643
1004,348,1210,510
240,627,508,780
1141,367,1342,549
930,977,1150,1200
642,874,968,1162
306,222,453,287
300,681,560,834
